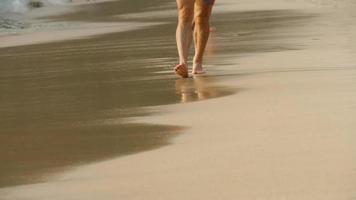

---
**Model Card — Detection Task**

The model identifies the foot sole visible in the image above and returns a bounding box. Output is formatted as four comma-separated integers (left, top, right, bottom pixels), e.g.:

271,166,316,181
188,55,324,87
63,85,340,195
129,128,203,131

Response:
174,64,189,78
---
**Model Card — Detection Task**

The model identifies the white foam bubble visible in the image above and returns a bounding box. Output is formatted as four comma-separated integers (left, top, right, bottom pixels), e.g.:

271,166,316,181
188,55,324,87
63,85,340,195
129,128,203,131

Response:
12,0,29,13
0,0,67,14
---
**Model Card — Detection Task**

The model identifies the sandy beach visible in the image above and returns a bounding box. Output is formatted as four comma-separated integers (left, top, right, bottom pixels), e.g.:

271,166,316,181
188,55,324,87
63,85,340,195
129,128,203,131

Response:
0,0,355,199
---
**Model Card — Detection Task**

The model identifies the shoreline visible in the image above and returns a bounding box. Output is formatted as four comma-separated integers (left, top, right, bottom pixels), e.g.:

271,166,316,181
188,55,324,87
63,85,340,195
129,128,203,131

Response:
0,0,236,188
0,0,134,48
0,0,355,199
0,22,163,48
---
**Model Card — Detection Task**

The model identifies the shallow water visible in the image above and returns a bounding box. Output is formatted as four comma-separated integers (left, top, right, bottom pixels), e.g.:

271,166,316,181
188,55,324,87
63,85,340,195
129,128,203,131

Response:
0,0,75,35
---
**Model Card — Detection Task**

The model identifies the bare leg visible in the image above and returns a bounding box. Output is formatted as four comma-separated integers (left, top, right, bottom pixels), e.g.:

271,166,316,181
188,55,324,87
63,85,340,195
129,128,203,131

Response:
175,0,195,78
192,0,213,74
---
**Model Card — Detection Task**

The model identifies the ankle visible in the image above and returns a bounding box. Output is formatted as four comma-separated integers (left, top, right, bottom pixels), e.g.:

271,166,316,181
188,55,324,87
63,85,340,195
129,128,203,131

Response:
193,61,202,69
193,58,202,65
179,60,188,65
179,62,188,66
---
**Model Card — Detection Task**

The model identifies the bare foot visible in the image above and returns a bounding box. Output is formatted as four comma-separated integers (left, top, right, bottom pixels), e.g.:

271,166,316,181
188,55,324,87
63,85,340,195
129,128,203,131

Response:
192,69,206,75
174,63,189,78
192,63,206,75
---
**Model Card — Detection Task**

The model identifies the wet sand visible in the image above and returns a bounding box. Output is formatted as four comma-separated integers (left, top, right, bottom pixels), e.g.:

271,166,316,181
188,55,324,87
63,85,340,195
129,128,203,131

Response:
0,0,234,188
1,0,356,199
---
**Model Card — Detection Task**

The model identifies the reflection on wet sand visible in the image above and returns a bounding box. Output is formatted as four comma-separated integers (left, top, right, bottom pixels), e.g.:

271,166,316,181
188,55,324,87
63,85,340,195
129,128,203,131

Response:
175,76,235,103
0,0,309,190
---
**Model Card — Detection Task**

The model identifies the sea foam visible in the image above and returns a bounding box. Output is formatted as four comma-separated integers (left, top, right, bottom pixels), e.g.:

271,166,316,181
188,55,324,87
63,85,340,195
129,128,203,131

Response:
0,0,66,14
0,0,67,33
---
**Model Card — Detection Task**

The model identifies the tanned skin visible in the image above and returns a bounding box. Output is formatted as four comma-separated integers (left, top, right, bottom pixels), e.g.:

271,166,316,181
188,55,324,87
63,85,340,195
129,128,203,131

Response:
174,0,214,78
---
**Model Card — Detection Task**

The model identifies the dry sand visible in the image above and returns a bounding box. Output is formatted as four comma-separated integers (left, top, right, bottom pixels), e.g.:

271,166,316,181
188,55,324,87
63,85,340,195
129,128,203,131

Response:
1,0,356,199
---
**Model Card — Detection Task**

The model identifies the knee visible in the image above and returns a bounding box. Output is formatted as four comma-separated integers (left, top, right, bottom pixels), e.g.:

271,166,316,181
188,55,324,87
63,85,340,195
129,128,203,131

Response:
194,10,210,27
178,8,194,25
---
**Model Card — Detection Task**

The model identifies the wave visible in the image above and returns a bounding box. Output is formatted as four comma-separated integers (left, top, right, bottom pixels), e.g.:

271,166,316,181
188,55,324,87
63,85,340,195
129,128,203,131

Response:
0,0,68,33
0,0,66,14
